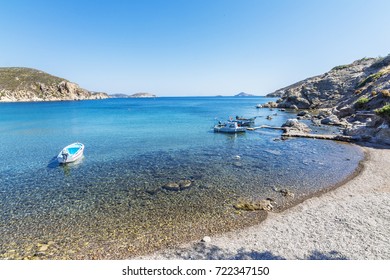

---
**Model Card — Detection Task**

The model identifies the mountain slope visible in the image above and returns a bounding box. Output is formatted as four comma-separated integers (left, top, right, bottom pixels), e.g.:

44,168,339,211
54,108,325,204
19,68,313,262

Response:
0,67,108,102
266,55,390,112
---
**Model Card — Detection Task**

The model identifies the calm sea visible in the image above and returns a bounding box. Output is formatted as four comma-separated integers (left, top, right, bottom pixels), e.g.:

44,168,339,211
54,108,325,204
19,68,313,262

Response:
0,97,363,259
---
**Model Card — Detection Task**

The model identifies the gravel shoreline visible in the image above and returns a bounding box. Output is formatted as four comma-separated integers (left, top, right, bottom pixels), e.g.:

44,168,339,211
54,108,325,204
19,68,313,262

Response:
136,145,390,260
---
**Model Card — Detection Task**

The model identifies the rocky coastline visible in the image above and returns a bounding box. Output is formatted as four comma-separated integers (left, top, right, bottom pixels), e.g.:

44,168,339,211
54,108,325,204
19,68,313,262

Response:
0,67,108,102
261,55,390,146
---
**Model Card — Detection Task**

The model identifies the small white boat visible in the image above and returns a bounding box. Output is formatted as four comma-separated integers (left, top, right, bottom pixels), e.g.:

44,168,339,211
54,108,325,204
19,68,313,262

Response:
214,121,246,133
57,142,85,164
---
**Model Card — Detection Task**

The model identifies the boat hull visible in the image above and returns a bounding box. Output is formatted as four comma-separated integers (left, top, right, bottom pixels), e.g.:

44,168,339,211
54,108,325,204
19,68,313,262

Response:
214,125,246,133
57,143,85,164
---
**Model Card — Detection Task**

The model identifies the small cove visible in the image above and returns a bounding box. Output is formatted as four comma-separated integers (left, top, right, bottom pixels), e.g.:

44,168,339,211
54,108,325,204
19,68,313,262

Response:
0,97,364,259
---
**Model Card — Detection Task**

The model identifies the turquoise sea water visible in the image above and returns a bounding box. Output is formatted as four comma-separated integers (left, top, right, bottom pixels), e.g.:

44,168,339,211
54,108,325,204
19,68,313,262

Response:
0,97,363,259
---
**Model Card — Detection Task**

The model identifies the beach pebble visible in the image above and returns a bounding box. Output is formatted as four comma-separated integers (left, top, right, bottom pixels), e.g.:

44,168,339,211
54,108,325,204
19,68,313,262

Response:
280,189,294,198
39,244,49,252
201,236,211,243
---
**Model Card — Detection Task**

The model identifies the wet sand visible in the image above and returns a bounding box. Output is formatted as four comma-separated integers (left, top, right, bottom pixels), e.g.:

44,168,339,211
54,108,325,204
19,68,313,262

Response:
136,145,390,260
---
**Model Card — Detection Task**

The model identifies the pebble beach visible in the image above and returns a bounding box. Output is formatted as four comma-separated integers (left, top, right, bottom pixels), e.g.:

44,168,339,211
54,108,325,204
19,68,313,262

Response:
137,145,390,260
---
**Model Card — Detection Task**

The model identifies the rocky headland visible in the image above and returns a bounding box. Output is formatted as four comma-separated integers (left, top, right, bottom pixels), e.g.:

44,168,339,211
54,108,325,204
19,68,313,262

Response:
0,67,108,102
262,54,390,145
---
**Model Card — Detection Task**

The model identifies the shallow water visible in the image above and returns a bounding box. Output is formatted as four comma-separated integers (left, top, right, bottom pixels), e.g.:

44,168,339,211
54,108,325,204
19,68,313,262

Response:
0,97,363,259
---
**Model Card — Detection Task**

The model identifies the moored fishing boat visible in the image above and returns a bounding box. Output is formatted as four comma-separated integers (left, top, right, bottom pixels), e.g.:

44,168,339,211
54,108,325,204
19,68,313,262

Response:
236,116,256,122
57,142,85,163
214,121,246,133
234,116,256,126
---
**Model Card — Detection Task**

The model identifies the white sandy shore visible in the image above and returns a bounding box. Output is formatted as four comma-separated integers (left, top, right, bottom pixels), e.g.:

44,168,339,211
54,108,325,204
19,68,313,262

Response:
137,145,390,260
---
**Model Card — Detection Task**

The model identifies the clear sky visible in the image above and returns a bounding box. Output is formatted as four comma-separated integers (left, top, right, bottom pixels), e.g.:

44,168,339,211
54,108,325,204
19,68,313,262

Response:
1,0,390,96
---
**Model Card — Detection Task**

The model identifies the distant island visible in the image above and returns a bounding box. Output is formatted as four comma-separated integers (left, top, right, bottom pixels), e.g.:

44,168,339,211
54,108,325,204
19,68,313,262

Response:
0,67,108,102
109,92,157,98
130,92,156,98
109,93,130,98
234,92,256,97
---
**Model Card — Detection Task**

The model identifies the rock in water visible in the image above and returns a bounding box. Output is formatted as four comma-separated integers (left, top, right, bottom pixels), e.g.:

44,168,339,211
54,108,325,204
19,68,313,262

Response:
178,179,192,190
162,182,180,191
233,199,274,211
163,180,192,191
282,119,311,133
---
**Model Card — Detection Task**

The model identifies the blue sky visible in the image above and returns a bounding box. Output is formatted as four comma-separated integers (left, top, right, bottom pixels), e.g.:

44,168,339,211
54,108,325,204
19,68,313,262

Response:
1,0,390,96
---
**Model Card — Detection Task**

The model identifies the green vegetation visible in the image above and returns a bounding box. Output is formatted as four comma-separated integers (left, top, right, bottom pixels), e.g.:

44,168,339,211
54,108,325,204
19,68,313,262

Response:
332,64,350,71
355,97,370,108
0,67,66,92
357,68,390,88
375,104,390,120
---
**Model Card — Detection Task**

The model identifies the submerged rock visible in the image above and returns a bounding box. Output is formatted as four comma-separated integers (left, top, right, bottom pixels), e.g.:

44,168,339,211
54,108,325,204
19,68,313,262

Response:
162,180,192,191
162,182,180,191
233,199,274,211
178,179,192,190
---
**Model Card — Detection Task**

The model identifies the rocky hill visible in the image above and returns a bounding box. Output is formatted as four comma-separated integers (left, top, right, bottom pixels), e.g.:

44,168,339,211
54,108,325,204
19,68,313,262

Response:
263,54,390,145
0,67,108,102
265,55,390,111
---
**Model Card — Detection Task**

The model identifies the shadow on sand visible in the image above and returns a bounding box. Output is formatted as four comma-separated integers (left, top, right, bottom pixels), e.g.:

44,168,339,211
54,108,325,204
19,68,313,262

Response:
159,242,347,260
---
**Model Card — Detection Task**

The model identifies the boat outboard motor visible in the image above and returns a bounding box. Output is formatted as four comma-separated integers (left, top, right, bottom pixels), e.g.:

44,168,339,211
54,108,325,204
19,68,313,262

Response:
61,149,68,162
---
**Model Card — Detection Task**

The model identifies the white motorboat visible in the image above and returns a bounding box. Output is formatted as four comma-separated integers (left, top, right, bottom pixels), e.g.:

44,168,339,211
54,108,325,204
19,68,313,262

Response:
214,121,246,133
57,142,85,164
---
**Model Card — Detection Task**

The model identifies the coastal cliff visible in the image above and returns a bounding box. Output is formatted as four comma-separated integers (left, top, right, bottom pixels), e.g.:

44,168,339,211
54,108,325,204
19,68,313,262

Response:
263,54,390,145
266,55,390,111
0,67,108,102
